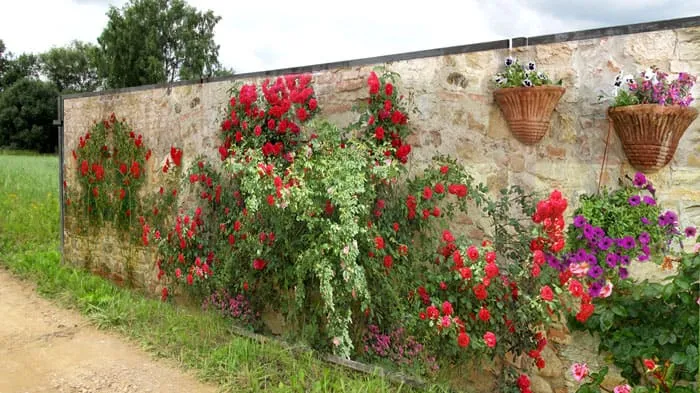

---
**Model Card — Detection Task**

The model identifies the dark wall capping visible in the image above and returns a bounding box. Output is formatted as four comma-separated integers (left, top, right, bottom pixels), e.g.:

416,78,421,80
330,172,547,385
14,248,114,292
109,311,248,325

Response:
62,15,700,101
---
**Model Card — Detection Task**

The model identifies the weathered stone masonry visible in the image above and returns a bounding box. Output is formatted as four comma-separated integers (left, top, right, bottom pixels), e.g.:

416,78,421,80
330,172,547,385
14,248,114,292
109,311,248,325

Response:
61,19,700,393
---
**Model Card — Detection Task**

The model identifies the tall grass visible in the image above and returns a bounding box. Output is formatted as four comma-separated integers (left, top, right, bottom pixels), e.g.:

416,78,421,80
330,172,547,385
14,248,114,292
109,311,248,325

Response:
0,154,60,250
0,154,448,393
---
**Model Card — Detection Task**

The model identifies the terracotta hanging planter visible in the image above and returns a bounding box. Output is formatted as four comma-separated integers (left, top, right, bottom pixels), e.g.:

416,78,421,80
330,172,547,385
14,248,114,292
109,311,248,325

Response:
494,86,565,145
607,104,698,173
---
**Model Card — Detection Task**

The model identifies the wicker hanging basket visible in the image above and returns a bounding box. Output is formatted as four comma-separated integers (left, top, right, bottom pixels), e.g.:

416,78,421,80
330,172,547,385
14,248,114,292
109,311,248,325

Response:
607,104,698,173
494,86,565,145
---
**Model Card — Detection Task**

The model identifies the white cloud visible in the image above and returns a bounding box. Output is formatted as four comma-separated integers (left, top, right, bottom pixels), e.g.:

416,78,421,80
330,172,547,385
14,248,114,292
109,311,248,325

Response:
0,0,698,73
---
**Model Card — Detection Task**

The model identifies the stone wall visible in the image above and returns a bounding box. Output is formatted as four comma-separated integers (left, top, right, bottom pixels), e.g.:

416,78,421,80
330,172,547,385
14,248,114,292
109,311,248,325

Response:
61,23,700,393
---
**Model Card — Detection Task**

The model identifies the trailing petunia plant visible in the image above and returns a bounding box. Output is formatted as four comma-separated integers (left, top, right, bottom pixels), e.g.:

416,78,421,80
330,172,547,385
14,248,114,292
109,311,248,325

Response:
607,67,696,107
561,173,699,384
493,57,561,88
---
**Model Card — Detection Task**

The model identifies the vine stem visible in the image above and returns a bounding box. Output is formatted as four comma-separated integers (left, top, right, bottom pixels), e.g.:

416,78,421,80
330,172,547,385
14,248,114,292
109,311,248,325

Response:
598,118,613,193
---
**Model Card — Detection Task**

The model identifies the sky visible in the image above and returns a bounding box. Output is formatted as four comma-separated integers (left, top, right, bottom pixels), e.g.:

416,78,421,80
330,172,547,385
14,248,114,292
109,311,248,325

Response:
1,0,699,74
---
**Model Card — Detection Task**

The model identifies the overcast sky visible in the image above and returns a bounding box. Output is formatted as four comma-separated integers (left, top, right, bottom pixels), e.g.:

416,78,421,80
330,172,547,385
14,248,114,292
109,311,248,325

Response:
1,0,699,73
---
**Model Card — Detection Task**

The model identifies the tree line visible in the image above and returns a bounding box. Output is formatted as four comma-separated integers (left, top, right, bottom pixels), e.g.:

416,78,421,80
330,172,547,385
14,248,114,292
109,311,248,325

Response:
0,0,232,153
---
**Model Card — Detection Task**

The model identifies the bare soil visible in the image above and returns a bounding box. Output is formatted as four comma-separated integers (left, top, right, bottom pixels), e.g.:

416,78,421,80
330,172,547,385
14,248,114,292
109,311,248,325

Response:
0,268,218,393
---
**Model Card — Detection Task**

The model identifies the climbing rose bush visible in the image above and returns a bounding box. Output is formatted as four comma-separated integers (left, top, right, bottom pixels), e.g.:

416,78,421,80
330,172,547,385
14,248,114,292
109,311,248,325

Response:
67,113,152,234
138,70,694,392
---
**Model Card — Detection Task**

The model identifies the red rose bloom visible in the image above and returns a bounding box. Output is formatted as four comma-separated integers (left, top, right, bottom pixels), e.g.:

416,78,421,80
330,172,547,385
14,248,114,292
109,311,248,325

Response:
440,165,449,174
457,332,470,348
442,230,455,243
485,251,496,264
253,258,267,270
643,359,657,371
368,72,380,95
459,267,472,280
441,301,453,316
533,249,545,265
473,283,488,300
385,83,393,96
130,161,140,179
483,332,497,348
426,305,439,319
374,126,385,140
485,263,499,279
374,236,385,250
535,357,545,369
422,186,433,200
568,280,584,297
517,375,530,390
434,183,445,194
383,255,393,268
540,285,554,302
170,147,183,166
478,307,491,322
576,303,595,322
467,246,479,261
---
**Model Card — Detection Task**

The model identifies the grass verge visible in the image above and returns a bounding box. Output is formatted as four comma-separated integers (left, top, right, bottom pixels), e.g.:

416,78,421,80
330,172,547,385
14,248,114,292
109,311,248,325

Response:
0,154,448,393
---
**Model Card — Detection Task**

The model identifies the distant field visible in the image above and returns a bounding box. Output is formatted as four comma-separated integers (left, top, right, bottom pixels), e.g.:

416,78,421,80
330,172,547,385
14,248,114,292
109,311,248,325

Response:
0,154,59,250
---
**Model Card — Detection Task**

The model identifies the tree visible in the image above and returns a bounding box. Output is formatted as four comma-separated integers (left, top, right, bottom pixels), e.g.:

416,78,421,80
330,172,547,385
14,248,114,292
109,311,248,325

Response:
96,0,227,88
0,52,40,91
0,39,7,77
0,79,58,153
40,41,100,93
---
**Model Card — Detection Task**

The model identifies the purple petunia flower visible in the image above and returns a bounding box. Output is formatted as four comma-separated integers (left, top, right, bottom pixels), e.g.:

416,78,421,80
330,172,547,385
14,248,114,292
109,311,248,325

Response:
605,253,618,268
574,249,586,261
685,226,697,238
619,267,629,279
639,253,649,262
638,231,651,245
618,236,636,250
573,215,587,228
588,265,604,279
659,211,679,227
633,172,647,188
547,254,564,271
647,183,656,194
598,237,614,250
642,196,656,206
641,217,650,225
620,255,631,265
592,227,605,241
642,245,650,255
583,224,594,240
585,254,597,265
628,195,641,206
588,280,604,297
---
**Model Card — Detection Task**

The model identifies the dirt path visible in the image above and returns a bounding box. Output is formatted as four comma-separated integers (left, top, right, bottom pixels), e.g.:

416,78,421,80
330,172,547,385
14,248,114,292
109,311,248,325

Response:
0,268,218,393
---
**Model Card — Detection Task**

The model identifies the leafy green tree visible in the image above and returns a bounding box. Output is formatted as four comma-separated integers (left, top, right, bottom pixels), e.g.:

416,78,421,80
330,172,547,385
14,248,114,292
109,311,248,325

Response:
96,0,228,88
0,39,7,77
40,41,100,93
0,79,58,153
0,52,40,91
